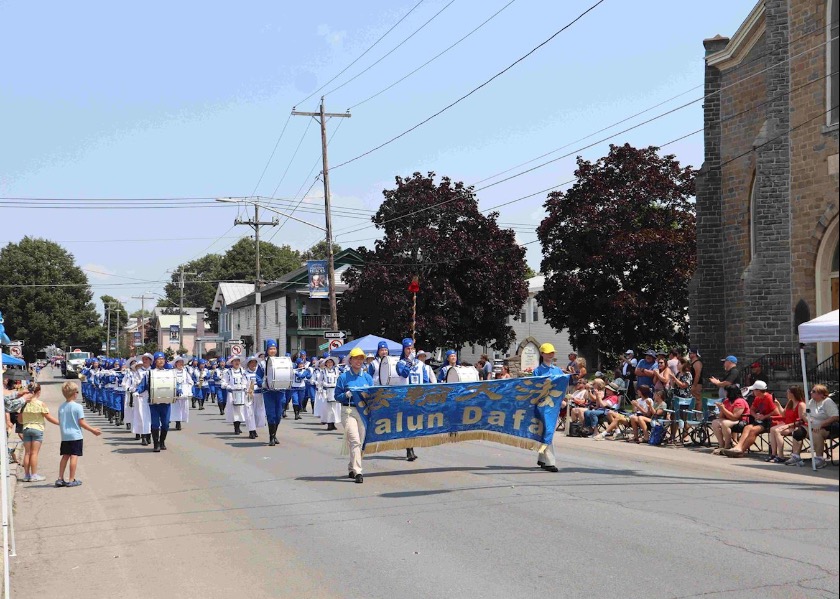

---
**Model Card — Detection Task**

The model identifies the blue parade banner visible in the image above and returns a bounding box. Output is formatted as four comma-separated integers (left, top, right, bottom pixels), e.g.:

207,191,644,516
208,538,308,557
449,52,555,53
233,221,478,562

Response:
350,375,569,454
307,260,328,299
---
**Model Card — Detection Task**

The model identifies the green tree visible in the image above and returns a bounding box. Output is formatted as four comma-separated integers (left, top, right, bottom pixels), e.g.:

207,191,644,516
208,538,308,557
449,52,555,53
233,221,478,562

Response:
339,172,528,351
130,308,152,318
301,239,342,261
216,238,301,283
0,237,103,361
536,144,696,360
163,254,223,327
524,265,537,279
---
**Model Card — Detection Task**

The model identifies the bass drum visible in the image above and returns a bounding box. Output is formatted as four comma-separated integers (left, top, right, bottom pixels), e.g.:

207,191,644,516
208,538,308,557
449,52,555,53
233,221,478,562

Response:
149,369,178,404
446,365,480,384
377,355,400,386
265,356,293,390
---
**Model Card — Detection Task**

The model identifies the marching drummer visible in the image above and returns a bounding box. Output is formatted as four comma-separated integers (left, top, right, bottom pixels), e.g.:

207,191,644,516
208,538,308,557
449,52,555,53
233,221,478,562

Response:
438,350,459,381
171,356,193,431
534,343,562,473
257,339,285,446
335,347,374,484
135,352,172,453
367,341,392,381
395,338,420,462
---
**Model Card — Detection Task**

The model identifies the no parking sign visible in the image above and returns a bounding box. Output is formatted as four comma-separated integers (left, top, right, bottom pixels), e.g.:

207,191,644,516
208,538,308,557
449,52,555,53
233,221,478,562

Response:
230,344,243,357
328,339,343,352
9,345,21,358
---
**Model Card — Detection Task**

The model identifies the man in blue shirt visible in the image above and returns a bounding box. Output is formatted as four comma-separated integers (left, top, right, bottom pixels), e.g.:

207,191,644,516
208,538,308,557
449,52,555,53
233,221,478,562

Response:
335,347,374,484
634,350,658,389
534,343,563,473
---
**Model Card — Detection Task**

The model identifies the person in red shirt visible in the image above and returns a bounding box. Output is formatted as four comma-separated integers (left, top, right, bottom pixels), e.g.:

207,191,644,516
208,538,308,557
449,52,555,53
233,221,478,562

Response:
767,386,807,463
711,385,750,453
722,381,780,457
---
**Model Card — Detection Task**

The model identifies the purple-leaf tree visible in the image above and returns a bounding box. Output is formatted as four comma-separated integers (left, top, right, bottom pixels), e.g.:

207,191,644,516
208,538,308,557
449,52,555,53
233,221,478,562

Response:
339,172,529,352
536,144,696,358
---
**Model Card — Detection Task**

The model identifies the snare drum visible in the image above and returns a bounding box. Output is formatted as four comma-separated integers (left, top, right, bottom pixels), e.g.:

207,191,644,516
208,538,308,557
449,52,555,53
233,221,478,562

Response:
265,356,293,390
445,365,480,384
377,355,400,386
149,369,178,404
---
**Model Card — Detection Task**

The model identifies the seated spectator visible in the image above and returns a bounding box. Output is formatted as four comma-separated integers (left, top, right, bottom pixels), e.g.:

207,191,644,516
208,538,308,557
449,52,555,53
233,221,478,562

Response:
787,384,839,468
566,380,590,425
588,381,622,439
627,385,654,443
767,386,807,463
722,381,780,457
711,385,750,454
632,389,668,443
580,378,611,432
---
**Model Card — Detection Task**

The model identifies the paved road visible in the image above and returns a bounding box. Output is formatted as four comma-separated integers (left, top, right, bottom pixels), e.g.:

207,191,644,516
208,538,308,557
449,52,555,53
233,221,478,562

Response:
10,372,839,599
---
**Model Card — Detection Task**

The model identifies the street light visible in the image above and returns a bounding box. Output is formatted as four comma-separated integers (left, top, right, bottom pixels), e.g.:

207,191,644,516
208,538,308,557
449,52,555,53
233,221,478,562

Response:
216,197,339,340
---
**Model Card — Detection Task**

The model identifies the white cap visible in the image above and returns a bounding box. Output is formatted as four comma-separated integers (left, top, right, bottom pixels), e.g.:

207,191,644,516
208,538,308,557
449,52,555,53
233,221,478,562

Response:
624,349,634,356
748,380,768,391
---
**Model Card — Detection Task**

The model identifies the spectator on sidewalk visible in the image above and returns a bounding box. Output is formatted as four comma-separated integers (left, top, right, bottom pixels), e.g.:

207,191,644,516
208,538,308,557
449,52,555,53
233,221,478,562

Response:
619,350,637,400
722,381,780,457
56,382,101,488
627,385,654,443
711,384,750,454
767,386,807,463
20,383,59,482
634,350,657,389
709,355,741,399
688,348,704,411
787,384,839,468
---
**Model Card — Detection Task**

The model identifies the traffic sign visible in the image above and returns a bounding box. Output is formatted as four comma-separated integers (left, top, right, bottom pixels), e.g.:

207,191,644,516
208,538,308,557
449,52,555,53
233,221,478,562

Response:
324,331,346,340
9,346,21,358
328,339,343,352
230,344,243,357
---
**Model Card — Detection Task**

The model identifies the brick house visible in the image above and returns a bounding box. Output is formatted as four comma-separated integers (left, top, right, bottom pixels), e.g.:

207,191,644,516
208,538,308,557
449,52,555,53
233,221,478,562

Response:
691,0,839,375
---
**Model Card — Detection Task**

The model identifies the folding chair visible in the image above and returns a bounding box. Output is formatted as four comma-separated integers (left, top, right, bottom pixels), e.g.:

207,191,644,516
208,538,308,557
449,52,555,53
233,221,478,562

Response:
681,397,719,447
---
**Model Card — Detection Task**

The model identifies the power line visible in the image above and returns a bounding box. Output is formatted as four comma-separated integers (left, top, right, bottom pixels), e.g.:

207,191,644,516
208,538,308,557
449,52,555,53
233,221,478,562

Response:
248,113,293,198
348,0,518,110
330,0,607,170
295,0,426,107
268,117,313,199
321,0,456,99
333,43,837,240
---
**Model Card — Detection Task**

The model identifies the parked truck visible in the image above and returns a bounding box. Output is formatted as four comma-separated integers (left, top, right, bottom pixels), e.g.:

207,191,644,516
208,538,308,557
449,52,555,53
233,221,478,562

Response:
62,349,90,378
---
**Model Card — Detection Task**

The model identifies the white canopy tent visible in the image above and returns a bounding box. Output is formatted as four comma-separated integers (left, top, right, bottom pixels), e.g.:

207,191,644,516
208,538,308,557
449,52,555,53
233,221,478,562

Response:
797,309,839,470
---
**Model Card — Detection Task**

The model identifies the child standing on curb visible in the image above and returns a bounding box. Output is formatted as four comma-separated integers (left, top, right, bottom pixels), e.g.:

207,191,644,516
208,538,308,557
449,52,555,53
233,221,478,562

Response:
56,382,101,488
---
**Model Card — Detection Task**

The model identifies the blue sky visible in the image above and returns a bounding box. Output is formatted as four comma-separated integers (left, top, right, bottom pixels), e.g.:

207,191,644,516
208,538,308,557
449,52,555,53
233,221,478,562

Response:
0,0,758,316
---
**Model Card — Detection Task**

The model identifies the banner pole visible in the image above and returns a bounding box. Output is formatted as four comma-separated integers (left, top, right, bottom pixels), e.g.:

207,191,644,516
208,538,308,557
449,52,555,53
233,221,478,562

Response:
1,347,11,598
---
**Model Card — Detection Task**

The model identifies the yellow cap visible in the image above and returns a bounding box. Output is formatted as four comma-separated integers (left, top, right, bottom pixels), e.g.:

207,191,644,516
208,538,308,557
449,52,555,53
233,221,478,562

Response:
348,347,366,358
539,343,555,354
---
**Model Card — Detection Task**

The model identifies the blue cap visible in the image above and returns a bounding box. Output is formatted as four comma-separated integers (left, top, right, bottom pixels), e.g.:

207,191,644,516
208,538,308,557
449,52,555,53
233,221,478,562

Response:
265,339,278,349
198,358,207,366
377,341,388,350
285,352,291,357
299,350,307,356
445,350,457,358
723,355,738,364
402,338,413,348
153,352,165,361
295,358,304,366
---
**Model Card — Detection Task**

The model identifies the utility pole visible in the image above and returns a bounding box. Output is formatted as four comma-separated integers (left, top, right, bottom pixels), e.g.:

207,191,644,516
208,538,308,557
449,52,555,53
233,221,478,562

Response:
105,304,111,358
292,97,350,331
233,206,277,351
178,267,196,353
131,293,154,343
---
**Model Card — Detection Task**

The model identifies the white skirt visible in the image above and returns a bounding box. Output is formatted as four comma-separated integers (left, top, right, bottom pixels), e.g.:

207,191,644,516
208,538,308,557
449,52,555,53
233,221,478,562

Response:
171,397,191,423
252,394,267,429
314,388,327,422
131,393,151,435
324,400,340,424
123,391,134,426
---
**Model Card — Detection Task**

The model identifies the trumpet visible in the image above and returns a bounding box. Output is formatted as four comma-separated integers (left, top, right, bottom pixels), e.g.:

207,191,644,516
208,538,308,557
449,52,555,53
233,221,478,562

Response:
246,378,255,406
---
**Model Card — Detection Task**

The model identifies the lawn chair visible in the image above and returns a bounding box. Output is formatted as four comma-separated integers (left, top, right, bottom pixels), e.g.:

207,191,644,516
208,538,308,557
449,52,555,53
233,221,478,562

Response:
681,397,719,447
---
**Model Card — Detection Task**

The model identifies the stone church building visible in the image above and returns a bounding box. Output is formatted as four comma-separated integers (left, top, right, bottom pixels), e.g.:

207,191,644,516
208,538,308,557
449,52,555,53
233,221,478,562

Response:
690,0,839,370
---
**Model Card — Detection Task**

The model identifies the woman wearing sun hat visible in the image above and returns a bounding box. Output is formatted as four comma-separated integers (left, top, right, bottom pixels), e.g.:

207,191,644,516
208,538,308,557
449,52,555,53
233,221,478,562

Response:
335,347,374,484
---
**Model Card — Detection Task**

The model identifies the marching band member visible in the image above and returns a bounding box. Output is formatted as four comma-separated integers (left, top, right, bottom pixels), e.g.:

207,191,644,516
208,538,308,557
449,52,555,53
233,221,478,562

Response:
194,358,210,410
438,350,459,381
214,358,228,415
335,347,374,484
417,350,437,383
189,358,199,408
290,358,310,420
223,355,248,435
207,359,218,404
256,339,284,447
105,359,119,424
122,357,137,432
318,356,341,430
396,338,419,462
80,359,91,409
87,358,100,412
312,358,325,424
171,356,193,431
301,351,317,413
367,341,391,381
135,352,173,452
244,355,267,439
92,359,105,415
113,359,126,426
130,354,152,445
533,343,561,473
281,353,293,417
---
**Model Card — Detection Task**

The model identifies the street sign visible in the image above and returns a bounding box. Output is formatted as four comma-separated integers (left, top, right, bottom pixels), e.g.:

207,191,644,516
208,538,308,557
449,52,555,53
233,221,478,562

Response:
227,339,243,345
324,331,346,340
230,344,243,357
328,339,343,352
318,342,330,351
9,346,21,358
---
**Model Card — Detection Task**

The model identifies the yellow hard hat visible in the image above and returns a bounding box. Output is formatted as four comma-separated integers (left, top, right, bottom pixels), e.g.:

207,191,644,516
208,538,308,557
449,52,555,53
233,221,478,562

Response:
539,343,556,354
348,347,366,358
